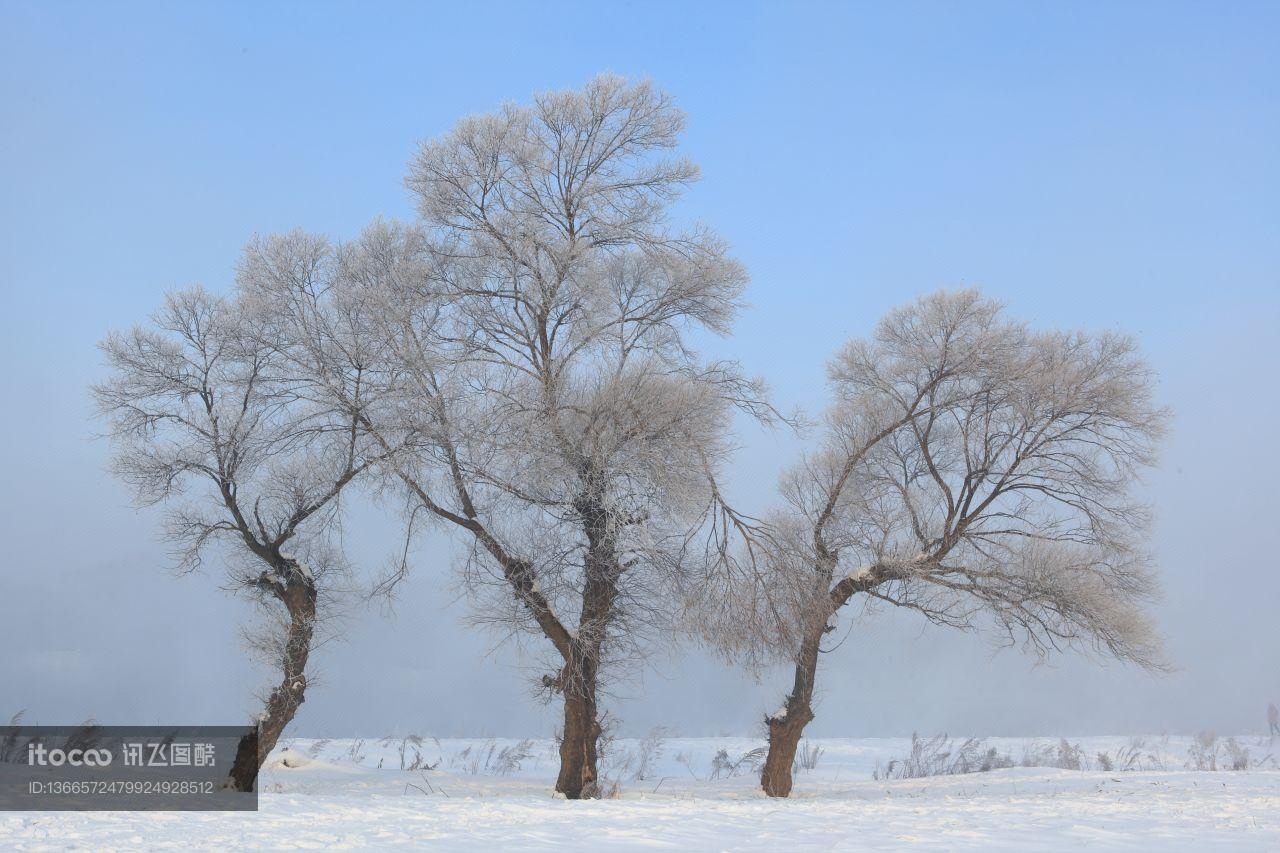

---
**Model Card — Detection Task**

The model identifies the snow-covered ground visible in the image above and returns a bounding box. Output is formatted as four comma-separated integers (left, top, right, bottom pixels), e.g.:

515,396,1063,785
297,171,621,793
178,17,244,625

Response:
3,735,1279,850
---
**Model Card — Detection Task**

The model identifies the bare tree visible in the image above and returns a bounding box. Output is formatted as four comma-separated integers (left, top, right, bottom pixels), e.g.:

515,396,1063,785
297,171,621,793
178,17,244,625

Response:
698,289,1170,797
93,287,376,790
236,75,770,798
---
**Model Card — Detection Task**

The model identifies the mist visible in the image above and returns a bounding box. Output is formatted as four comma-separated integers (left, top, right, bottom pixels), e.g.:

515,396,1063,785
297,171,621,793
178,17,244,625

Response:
2,0,1277,744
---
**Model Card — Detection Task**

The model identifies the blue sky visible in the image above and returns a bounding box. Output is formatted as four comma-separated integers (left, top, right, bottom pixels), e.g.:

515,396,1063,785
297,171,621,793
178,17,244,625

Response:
2,1,1277,736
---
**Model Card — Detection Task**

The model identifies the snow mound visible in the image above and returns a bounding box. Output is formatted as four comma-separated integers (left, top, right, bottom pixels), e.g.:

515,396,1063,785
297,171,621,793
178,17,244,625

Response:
267,748,319,770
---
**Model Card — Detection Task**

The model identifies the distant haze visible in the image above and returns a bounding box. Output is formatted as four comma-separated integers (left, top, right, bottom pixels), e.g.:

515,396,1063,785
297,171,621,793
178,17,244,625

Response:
2,0,1277,738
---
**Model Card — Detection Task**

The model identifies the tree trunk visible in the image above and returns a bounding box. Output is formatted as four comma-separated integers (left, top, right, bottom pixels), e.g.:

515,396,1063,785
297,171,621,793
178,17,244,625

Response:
228,568,316,792
555,656,602,799
550,488,615,799
761,627,822,798
227,728,259,793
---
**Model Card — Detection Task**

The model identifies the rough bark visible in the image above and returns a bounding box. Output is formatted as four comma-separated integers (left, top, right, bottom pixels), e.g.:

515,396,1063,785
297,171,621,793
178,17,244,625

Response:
761,627,822,798
555,651,603,799
551,491,618,799
227,563,316,792
227,729,259,793
760,563,886,797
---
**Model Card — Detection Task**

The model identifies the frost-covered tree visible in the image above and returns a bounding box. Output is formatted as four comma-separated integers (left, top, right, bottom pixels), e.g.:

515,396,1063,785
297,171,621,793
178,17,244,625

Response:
238,75,769,798
698,290,1169,797
94,288,377,789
